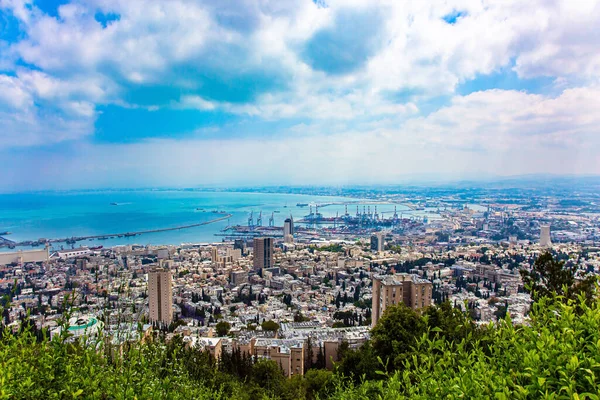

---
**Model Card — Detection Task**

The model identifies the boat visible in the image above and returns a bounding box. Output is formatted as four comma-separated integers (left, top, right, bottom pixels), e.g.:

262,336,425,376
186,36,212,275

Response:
297,203,309,207
273,210,281,213
196,208,205,211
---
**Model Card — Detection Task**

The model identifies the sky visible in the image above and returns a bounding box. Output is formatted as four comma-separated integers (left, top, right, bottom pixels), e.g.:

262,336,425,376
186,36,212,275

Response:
1,0,600,192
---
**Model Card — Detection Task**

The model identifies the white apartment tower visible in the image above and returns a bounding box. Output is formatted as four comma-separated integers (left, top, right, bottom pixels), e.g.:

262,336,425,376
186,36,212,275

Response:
539,225,552,247
148,268,173,326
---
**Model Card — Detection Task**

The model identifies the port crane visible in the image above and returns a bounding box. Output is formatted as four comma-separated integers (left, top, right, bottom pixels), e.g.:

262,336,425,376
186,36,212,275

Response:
248,211,254,229
256,211,262,227
268,212,274,227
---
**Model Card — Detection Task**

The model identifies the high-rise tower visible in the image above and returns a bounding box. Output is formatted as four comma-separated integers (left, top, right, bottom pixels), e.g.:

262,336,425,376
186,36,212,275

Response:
540,225,552,247
148,268,173,326
253,237,274,270
283,216,294,243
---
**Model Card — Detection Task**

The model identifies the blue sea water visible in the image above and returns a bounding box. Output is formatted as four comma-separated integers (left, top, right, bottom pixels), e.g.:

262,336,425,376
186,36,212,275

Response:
0,190,426,251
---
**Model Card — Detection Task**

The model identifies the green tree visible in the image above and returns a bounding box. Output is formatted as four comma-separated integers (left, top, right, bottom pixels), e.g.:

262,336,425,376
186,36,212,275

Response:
370,303,426,370
423,301,476,343
251,359,285,395
304,369,334,400
521,251,596,303
335,341,380,382
215,321,231,337
261,320,280,332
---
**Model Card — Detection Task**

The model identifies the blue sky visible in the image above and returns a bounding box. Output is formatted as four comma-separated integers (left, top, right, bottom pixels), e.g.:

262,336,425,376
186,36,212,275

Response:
1,0,600,191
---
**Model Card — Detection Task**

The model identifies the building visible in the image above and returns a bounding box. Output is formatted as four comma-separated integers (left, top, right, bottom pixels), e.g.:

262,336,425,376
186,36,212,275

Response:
253,237,274,271
540,225,552,247
148,268,173,326
251,338,305,377
227,247,242,261
0,247,49,266
283,217,294,243
156,248,169,260
53,248,91,259
211,247,219,263
231,270,248,286
234,239,246,256
370,233,384,252
371,274,432,327
211,247,237,268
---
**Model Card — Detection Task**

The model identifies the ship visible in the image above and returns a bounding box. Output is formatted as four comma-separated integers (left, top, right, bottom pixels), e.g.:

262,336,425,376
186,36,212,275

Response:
296,203,309,207
110,202,119,206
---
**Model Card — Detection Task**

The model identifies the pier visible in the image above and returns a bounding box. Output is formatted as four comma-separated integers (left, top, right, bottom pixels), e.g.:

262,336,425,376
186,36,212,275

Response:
4,214,233,248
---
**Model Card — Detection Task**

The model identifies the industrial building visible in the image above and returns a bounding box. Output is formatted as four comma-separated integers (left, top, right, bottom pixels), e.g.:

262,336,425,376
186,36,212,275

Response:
0,247,49,266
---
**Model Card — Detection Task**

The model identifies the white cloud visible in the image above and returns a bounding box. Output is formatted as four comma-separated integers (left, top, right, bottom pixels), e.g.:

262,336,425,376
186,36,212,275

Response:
0,74,32,109
3,87,599,191
0,71,99,147
0,0,600,187
400,87,600,153
178,95,216,111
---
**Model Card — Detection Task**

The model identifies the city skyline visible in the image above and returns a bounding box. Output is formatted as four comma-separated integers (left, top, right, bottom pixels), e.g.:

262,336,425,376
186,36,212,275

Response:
2,0,600,191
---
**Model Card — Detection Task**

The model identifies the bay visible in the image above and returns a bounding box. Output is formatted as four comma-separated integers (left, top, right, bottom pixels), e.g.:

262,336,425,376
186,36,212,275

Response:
0,190,425,251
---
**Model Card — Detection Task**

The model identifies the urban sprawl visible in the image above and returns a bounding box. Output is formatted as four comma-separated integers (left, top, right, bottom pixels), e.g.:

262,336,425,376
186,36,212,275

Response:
2,186,600,377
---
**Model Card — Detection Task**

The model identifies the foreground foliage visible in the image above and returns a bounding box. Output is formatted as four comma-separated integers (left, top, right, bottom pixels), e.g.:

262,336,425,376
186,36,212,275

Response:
330,295,600,399
0,324,333,399
2,291,600,398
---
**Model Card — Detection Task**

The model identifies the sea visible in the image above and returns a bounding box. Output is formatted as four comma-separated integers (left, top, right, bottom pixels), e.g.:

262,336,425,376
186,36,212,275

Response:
0,190,438,252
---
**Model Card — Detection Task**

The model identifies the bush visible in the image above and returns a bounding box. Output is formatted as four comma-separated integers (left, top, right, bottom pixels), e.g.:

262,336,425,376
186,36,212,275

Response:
330,295,600,399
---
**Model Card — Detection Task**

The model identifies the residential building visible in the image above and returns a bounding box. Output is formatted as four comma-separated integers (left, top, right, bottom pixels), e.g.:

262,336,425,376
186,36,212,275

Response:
231,270,248,286
371,274,432,327
370,233,384,252
540,225,552,247
148,268,173,325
